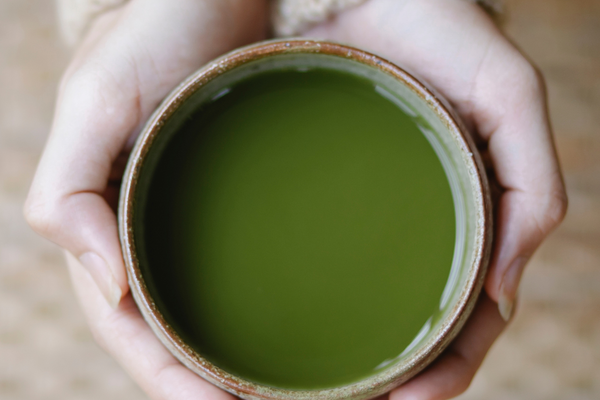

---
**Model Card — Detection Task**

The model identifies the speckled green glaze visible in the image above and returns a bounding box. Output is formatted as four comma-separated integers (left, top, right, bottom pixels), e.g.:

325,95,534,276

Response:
119,40,493,400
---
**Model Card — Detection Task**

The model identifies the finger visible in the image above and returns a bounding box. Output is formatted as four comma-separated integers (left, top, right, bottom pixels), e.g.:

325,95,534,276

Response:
390,294,506,400
303,0,567,319
66,252,237,400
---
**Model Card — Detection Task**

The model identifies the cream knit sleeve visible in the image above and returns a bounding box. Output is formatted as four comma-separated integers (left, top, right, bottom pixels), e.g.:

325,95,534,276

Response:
272,0,503,35
272,0,367,36
57,0,502,46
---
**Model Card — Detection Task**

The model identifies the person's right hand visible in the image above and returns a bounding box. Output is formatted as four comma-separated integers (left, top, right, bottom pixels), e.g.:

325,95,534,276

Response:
303,0,568,398
24,0,267,398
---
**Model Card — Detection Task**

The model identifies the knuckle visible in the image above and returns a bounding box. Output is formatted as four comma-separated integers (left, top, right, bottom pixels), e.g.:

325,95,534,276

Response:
435,351,477,399
60,67,102,99
57,64,88,96
451,363,476,398
545,188,568,228
452,378,473,398
515,60,546,98
88,323,109,351
82,319,112,354
446,366,476,398
23,195,59,237
532,188,568,237
59,61,111,102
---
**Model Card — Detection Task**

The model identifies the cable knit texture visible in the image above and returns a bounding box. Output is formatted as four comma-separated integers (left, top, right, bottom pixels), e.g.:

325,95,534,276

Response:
272,0,503,36
272,0,367,36
57,0,503,46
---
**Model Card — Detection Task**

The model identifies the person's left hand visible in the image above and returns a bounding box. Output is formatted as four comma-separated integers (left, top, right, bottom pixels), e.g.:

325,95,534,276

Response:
25,1,268,398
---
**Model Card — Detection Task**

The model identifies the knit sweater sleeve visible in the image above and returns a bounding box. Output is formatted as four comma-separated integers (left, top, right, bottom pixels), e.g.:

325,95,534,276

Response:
272,0,367,37
57,0,503,46
272,0,503,36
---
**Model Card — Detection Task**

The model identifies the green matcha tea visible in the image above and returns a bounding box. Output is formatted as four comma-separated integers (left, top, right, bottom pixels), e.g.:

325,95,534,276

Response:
135,68,455,389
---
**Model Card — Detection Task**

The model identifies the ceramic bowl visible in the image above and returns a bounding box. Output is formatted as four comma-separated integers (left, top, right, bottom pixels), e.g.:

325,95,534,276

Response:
119,39,493,400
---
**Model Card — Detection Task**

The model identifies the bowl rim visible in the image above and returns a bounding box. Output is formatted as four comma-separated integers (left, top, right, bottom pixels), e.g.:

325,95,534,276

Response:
118,39,493,400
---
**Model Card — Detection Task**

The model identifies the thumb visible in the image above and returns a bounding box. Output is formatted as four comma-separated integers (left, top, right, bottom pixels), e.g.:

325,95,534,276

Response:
27,192,127,309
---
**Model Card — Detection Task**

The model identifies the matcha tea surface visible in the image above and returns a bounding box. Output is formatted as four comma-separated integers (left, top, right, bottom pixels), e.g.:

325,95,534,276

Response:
136,68,455,389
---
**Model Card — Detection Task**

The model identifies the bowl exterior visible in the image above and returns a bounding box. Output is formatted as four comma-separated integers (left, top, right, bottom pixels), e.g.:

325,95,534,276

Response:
118,39,493,400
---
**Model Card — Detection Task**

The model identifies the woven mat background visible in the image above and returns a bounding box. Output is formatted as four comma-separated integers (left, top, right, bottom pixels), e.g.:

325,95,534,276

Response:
1,0,599,398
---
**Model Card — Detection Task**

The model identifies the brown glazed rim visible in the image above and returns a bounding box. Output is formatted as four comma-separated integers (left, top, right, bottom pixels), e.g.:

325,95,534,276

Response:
119,39,493,400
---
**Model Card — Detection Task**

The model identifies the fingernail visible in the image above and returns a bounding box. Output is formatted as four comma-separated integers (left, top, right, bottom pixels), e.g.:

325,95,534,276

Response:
79,252,122,309
497,256,528,322
498,285,514,322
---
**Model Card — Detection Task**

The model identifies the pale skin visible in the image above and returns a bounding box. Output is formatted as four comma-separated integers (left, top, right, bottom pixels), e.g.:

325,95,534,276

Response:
25,0,567,399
